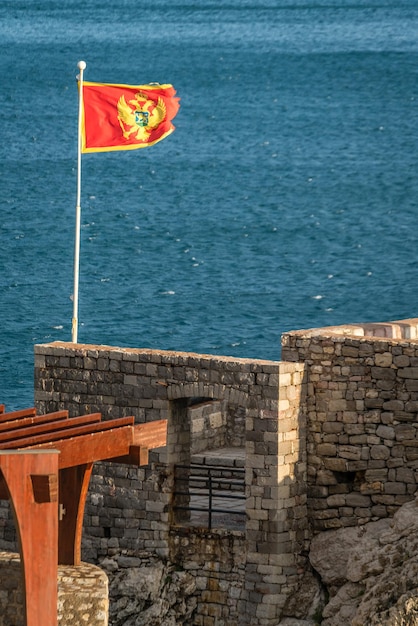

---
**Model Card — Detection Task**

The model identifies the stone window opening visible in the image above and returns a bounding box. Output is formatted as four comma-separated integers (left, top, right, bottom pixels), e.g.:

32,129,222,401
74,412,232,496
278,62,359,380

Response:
168,396,246,531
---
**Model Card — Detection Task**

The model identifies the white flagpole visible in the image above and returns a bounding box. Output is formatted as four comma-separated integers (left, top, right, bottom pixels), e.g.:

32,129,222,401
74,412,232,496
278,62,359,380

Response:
72,60,86,343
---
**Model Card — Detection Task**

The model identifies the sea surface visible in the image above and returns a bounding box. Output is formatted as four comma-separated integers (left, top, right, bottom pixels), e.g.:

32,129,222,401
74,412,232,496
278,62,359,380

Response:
1,0,418,410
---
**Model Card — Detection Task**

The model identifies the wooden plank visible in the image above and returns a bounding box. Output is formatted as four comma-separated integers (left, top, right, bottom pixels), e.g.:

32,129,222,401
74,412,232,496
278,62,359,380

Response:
133,420,167,448
107,420,167,465
0,407,37,423
106,445,149,466
0,419,166,493
22,425,135,468
0,413,102,447
0,410,69,435
0,405,4,414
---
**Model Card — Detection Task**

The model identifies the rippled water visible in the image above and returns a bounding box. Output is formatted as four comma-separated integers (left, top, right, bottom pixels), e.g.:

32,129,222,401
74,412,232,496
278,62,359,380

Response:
1,0,418,409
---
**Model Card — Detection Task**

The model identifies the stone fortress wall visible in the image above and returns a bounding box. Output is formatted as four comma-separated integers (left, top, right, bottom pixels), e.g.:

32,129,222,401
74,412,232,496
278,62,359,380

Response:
281,317,418,532
2,316,418,625
33,342,305,625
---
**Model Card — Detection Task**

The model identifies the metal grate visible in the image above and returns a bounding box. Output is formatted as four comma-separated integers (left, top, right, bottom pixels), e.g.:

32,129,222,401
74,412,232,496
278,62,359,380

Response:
173,463,246,530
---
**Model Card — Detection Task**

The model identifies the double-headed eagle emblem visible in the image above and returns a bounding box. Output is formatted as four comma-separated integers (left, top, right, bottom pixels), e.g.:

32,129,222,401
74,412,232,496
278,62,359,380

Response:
117,92,167,142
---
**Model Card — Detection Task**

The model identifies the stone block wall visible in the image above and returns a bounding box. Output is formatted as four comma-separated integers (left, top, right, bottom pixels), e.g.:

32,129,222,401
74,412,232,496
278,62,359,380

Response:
32,342,307,625
3,318,416,623
82,450,170,562
189,400,227,454
243,360,308,624
277,361,309,594
282,318,418,531
0,552,108,626
168,528,246,625
188,400,246,452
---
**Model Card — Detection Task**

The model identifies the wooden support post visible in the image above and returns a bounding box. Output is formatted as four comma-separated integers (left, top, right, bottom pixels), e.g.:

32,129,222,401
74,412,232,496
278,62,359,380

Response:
58,463,93,565
0,411,167,572
0,450,59,626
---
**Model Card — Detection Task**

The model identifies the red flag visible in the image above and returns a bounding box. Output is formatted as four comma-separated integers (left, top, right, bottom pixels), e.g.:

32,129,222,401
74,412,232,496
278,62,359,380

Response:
80,81,180,153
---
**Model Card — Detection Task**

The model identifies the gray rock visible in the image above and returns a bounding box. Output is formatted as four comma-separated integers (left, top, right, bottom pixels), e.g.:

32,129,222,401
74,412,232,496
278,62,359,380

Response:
306,494,418,626
278,617,315,626
107,557,197,626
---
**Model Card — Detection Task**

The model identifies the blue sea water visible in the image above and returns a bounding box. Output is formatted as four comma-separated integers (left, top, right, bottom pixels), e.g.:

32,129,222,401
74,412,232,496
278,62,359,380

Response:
1,0,418,410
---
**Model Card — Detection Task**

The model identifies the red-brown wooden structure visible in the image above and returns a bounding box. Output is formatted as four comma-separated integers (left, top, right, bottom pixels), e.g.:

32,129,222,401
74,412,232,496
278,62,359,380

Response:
0,405,167,626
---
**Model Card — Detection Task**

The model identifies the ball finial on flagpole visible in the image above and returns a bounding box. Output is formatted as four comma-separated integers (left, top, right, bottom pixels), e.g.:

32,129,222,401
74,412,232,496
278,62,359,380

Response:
78,60,86,70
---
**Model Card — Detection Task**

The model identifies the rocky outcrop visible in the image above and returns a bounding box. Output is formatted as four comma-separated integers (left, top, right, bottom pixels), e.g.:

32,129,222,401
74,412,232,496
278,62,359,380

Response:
99,553,197,626
281,494,418,625
99,495,418,625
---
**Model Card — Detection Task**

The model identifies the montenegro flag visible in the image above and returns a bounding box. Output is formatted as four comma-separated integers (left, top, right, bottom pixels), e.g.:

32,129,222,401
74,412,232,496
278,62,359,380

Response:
80,81,180,153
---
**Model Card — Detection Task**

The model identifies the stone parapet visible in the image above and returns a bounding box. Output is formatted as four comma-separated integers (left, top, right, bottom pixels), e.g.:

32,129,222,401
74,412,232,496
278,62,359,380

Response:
34,343,278,420
282,318,418,531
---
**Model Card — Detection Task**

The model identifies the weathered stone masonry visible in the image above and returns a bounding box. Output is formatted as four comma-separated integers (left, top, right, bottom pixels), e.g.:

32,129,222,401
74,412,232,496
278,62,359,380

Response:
5,317,417,624
32,344,307,626
0,553,108,626
282,318,418,532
